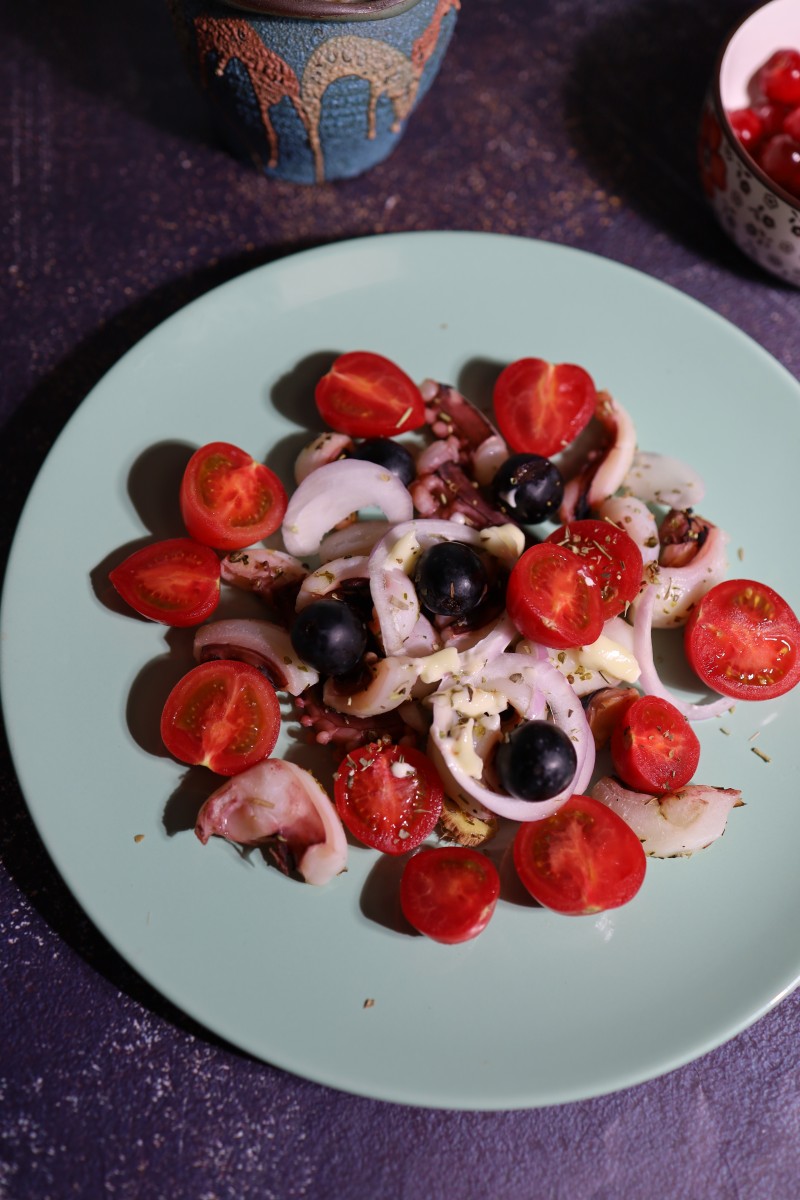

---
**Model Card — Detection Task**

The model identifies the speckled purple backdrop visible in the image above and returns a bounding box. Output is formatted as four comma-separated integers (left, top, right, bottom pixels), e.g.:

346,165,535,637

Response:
3,1,800,1196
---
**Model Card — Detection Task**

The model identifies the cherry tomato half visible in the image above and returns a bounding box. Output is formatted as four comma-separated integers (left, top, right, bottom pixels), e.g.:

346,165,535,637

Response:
684,579,800,701
513,794,646,916
160,660,281,776
180,441,287,552
333,742,443,855
109,537,220,627
400,847,500,944
610,694,700,794
546,519,643,620
506,542,604,649
315,352,426,438
492,357,597,458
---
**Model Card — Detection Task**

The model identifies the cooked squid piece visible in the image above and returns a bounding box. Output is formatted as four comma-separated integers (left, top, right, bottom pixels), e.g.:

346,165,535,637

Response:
193,618,318,695
281,458,413,557
195,759,348,885
622,451,706,510
558,391,636,519
591,776,743,857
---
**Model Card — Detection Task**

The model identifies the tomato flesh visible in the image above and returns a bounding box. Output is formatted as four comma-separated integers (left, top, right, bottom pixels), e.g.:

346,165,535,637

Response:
506,543,604,649
400,847,500,943
161,660,281,776
109,538,220,626
315,351,426,438
334,742,443,855
610,694,700,794
546,519,643,620
513,794,646,916
684,579,800,701
492,357,597,457
180,441,287,552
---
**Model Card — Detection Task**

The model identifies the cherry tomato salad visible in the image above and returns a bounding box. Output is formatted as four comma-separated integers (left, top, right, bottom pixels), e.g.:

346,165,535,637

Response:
109,350,800,943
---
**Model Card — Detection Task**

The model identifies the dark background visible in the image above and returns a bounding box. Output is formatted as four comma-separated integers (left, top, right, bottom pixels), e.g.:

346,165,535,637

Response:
3,1,799,1196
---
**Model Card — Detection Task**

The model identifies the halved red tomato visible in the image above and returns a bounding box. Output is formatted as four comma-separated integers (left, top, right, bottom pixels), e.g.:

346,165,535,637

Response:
399,847,500,943
546,518,643,620
513,794,646,916
610,694,700,794
160,660,281,776
492,357,597,457
333,742,443,855
109,538,220,626
506,542,604,649
684,578,800,701
180,442,287,552
314,352,425,438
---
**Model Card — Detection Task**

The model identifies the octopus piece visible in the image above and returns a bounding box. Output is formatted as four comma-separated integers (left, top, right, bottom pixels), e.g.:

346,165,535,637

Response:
195,759,348,885
638,522,729,629
418,379,512,494
558,391,637,521
658,509,714,569
410,459,511,529
221,547,308,622
292,685,418,751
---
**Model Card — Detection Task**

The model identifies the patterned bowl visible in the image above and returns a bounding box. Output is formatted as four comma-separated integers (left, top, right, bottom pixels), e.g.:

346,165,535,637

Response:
699,0,800,285
168,0,460,184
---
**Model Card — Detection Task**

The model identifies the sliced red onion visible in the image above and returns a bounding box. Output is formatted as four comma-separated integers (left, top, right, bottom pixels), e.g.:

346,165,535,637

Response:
193,618,318,695
455,613,519,674
622,450,705,510
323,654,419,718
282,459,413,558
195,759,347,885
294,432,353,485
368,519,484,657
295,555,369,611
428,655,594,822
591,776,742,857
636,525,729,629
318,520,391,563
632,585,733,720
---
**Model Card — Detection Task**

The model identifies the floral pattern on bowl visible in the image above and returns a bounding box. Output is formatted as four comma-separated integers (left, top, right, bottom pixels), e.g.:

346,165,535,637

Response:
700,99,800,285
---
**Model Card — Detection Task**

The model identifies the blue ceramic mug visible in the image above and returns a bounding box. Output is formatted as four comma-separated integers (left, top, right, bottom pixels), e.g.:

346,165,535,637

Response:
167,0,460,183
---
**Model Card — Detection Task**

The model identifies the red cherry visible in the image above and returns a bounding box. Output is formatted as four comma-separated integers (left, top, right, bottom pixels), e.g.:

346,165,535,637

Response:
729,107,764,150
758,49,800,106
754,102,790,137
759,132,800,198
782,105,800,140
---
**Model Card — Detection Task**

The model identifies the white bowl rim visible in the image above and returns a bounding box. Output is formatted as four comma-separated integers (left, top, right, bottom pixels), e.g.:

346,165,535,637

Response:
712,0,800,213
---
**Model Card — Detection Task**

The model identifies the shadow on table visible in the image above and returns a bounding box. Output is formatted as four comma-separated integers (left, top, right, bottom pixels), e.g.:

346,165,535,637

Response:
562,0,772,273
1,0,212,146
0,241,329,1059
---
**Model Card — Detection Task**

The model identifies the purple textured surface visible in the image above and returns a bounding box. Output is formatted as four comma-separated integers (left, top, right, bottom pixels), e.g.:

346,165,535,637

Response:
2,0,800,1196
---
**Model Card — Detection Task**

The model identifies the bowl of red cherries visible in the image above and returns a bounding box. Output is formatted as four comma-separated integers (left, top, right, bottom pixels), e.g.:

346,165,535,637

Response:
699,0,800,285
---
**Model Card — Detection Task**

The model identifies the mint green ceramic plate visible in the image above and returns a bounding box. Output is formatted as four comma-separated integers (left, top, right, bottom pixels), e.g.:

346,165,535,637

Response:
3,232,800,1109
